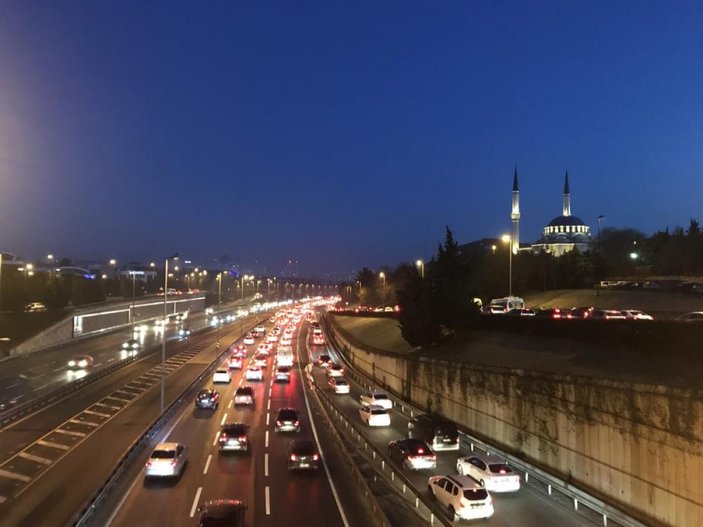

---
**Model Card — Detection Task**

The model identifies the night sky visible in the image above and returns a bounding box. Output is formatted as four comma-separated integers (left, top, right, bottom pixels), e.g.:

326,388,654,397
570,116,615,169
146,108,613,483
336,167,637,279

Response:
0,1,701,277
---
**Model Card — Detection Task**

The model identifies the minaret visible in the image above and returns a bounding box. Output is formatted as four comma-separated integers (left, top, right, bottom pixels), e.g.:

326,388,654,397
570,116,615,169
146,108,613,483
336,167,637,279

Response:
562,171,571,216
511,167,520,255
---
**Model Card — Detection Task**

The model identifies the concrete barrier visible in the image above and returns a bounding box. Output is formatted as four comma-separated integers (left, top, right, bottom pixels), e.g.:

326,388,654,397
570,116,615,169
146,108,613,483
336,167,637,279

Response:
327,317,703,527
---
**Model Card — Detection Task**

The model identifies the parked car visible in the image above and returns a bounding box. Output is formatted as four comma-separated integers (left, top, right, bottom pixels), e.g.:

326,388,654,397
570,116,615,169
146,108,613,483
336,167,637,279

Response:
145,442,187,478
194,389,219,410
387,438,436,470
408,413,460,451
456,453,521,492
218,423,250,452
288,439,320,471
427,474,494,521
197,499,247,527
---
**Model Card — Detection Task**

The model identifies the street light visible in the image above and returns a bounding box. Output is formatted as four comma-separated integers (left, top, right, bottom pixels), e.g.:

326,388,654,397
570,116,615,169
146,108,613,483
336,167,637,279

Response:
501,234,512,296
415,259,424,279
161,253,179,413
217,273,223,307
379,272,386,307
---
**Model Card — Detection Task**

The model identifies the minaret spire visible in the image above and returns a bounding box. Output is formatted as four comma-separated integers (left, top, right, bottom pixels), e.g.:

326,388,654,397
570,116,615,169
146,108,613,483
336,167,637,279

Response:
511,166,520,255
562,170,571,216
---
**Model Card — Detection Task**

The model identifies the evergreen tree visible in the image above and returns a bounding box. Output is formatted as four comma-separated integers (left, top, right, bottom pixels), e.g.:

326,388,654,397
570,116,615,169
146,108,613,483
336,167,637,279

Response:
396,265,440,347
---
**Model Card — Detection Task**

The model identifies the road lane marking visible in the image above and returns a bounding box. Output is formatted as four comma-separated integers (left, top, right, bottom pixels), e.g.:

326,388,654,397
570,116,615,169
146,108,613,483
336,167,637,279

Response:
267,399,271,411
0,468,31,482
54,428,86,437
36,440,70,451
220,413,228,426
266,412,270,426
212,432,220,446
265,430,269,448
189,487,203,518
52,366,64,373
84,409,112,418
264,453,269,476
227,400,232,409
70,418,100,427
18,452,52,465
203,454,212,474
265,485,270,515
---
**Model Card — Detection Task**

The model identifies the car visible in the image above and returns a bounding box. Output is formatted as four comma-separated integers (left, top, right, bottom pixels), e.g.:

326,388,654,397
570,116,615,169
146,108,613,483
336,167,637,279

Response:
245,365,263,381
254,325,266,335
213,369,232,383
677,311,703,323
505,308,535,316
218,423,250,452
275,408,301,432
359,390,393,410
280,337,292,346
457,454,521,492
253,353,268,368
288,439,320,470
408,413,460,451
327,364,344,377
312,334,324,345
233,386,255,405
266,334,278,343
197,499,247,527
243,335,255,345
276,349,294,367
178,327,192,338
232,345,248,358
566,307,593,319
427,474,494,521
387,438,436,470
590,309,627,320
359,404,391,427
257,344,271,355
67,354,94,369
24,302,47,312
227,355,243,369
275,365,292,382
328,377,350,394
317,354,332,367
122,338,140,351
145,442,187,478
533,307,564,319
621,309,654,321
194,389,219,409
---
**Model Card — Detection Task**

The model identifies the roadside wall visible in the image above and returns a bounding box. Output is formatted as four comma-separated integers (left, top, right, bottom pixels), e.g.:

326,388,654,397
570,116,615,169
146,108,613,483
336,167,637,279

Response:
326,318,703,527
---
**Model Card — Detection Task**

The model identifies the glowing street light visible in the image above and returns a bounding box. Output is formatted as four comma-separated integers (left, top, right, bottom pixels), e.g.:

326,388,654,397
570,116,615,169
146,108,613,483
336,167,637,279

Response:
379,271,386,307
501,234,513,296
415,259,424,279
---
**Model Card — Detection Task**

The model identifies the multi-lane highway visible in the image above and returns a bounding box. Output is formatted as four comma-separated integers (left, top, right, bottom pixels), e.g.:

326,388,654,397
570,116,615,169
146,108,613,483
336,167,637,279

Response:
108,306,376,527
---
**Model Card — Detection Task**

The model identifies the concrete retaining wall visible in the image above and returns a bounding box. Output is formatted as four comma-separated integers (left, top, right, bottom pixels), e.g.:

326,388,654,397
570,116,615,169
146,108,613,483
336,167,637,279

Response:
328,321,703,527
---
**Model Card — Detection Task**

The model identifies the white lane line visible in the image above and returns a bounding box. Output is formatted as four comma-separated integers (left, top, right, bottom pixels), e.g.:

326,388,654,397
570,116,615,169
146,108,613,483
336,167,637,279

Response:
0,496,6,503
265,430,269,448
70,418,100,427
264,453,269,476
227,400,233,409
93,362,103,367
18,452,52,465
36,440,70,451
212,432,220,447
300,335,351,527
52,366,64,372
84,409,111,418
267,399,271,411
220,413,228,426
189,487,203,518
268,386,272,398
265,486,271,515
0,468,31,483
266,412,270,426
54,428,86,438
203,454,212,475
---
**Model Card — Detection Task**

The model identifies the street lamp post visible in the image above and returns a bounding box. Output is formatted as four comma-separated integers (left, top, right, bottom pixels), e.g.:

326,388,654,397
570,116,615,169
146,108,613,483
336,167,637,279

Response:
501,234,513,297
415,259,424,279
131,269,137,324
217,273,222,308
379,272,386,307
161,254,178,413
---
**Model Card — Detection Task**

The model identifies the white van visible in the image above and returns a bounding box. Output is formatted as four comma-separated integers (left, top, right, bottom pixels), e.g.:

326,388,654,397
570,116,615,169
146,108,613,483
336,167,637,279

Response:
277,348,295,367
488,296,525,313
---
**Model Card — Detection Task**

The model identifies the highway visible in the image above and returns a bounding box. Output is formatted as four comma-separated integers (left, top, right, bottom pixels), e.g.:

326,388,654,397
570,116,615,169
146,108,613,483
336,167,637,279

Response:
107,306,376,527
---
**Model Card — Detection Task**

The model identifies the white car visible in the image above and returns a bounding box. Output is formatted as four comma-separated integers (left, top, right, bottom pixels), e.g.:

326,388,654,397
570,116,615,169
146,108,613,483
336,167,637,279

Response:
359,390,393,410
280,337,292,346
275,365,291,382
213,369,232,383
457,454,521,492
234,386,254,405
328,377,350,394
267,334,278,343
621,309,654,321
327,364,344,377
243,335,255,345
359,404,391,427
246,365,263,381
428,474,494,521
145,442,187,478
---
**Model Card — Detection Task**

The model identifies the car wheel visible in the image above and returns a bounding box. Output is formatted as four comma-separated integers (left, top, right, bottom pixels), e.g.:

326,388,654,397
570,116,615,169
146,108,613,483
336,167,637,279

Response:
448,505,457,522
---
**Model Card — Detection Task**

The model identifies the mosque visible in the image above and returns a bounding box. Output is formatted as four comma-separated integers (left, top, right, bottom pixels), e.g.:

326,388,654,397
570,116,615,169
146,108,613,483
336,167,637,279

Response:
511,169,593,256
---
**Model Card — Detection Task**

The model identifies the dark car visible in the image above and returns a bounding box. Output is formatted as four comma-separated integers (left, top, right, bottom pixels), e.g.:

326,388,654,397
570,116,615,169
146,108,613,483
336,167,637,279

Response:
197,499,246,527
317,354,332,367
195,389,220,410
275,408,300,433
288,439,319,470
408,413,460,451
566,307,593,319
533,308,564,319
387,438,436,470
218,423,250,453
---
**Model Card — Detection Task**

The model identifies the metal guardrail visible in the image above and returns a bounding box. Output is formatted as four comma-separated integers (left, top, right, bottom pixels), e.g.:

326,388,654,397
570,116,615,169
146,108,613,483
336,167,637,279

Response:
322,315,648,527
72,319,261,526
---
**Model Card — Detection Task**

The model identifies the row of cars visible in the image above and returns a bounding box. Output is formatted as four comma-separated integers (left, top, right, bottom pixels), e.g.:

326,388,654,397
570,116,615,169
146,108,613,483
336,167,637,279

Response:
504,306,655,320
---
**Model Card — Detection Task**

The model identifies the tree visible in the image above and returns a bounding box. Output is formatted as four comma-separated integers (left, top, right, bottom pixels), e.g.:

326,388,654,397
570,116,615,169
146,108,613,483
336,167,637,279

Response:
396,265,441,347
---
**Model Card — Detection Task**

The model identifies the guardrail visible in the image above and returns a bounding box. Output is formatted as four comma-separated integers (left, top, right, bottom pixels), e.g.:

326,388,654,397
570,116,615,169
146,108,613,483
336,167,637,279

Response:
72,319,260,526
322,315,648,527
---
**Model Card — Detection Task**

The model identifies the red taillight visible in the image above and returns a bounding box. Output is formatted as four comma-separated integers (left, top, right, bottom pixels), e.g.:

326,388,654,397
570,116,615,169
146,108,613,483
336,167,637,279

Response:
276,421,282,426
290,454,297,461
170,460,177,466
219,435,227,442
417,448,424,454
238,436,247,441
294,421,299,426
313,454,319,461
146,461,152,467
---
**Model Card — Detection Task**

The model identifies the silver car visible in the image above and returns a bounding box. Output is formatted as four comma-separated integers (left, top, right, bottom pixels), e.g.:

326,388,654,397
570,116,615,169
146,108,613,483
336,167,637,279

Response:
145,442,187,478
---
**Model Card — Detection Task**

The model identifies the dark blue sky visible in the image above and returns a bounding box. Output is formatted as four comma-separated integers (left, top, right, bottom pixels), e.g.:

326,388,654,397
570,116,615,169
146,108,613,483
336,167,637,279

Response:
1,1,701,277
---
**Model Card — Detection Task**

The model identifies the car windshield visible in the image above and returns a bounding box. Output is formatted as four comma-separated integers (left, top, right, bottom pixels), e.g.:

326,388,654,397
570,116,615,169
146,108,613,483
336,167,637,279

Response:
463,488,489,501
292,442,316,455
236,388,253,395
489,463,513,474
278,410,297,420
277,366,291,372
222,425,246,435
373,393,388,399
151,450,175,459
198,391,213,398
371,409,387,415
335,379,347,385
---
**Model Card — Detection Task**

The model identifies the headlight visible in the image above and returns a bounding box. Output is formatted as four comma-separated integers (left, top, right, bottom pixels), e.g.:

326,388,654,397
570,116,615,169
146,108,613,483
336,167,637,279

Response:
68,360,76,367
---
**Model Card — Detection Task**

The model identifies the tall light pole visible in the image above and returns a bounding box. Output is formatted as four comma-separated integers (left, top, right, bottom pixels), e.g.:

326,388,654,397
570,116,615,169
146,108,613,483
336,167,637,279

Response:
501,234,512,297
130,269,137,324
161,253,178,413
415,259,424,279
379,272,386,307
597,215,605,252
217,273,222,308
